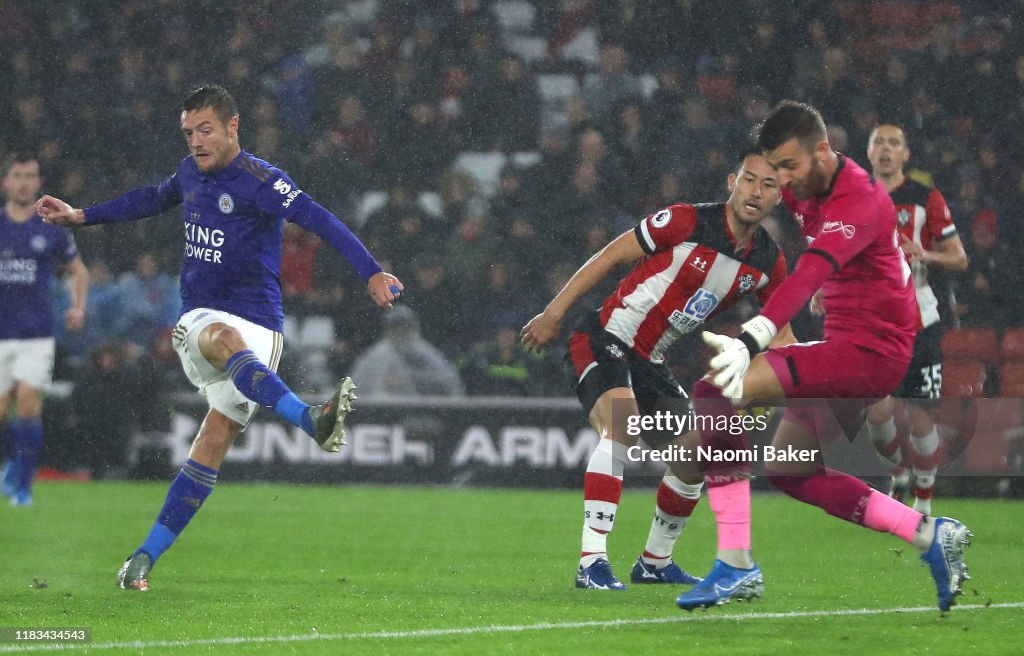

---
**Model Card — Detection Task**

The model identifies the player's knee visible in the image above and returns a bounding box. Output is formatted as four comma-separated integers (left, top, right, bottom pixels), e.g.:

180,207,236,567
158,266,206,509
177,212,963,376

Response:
199,323,248,368
211,324,245,350
14,387,43,419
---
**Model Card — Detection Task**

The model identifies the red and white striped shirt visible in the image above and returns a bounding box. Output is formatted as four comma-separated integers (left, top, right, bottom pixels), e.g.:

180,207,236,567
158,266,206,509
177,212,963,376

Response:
600,202,787,363
891,178,957,328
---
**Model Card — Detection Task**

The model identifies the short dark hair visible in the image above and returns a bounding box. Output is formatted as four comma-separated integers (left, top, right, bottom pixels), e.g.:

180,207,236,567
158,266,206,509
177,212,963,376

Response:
870,122,908,147
1,152,38,178
735,143,765,169
182,84,239,126
756,100,827,152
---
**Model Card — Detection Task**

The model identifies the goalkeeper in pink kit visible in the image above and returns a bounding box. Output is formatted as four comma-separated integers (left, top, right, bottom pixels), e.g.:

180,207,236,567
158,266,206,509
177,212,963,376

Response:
676,101,971,613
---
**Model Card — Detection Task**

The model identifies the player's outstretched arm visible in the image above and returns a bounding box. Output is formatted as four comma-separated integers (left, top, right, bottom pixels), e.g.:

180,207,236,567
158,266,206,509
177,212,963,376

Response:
40,177,182,226
36,195,85,226
521,229,644,352
286,197,393,291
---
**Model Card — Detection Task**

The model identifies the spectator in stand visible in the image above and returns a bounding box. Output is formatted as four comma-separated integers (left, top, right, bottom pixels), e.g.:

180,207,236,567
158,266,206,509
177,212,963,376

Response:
490,163,537,226
806,47,858,127
435,0,499,60
543,161,619,264
595,1,698,71
362,185,438,269
639,171,684,216
350,306,464,397
871,56,916,128
383,99,453,191
460,311,561,397
460,258,539,346
581,43,643,124
114,252,180,351
663,97,724,181
442,211,499,320
403,251,464,351
605,97,654,211
738,18,790,90
956,210,1016,328
307,18,369,117
311,93,378,192
9,94,56,157
81,261,123,341
69,340,160,478
408,14,445,85
543,0,597,63
644,61,687,162
462,54,540,152
361,18,402,93
280,222,321,310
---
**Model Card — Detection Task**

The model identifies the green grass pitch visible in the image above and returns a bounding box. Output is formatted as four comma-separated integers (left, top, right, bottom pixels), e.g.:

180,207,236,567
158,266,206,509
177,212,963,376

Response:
1,482,1021,655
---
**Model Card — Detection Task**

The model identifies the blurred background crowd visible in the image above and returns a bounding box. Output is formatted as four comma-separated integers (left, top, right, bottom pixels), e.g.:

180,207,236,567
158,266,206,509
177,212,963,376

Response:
3,0,1024,411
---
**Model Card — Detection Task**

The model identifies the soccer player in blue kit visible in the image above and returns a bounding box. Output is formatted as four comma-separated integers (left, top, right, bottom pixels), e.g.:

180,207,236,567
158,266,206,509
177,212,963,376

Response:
1,153,89,507
37,84,403,591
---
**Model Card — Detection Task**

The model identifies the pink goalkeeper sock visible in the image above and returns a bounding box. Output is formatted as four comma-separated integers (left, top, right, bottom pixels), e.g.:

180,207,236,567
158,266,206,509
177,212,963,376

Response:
707,476,751,550
863,489,923,543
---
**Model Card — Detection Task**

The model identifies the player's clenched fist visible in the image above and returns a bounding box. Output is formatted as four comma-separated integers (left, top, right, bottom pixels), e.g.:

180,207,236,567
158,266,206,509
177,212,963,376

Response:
367,271,403,310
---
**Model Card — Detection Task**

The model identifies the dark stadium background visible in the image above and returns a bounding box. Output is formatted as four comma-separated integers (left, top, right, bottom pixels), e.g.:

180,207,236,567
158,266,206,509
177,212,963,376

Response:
3,0,1022,491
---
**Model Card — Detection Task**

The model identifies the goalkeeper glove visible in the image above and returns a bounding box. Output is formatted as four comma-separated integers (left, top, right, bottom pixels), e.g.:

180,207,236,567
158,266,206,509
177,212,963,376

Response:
702,315,777,398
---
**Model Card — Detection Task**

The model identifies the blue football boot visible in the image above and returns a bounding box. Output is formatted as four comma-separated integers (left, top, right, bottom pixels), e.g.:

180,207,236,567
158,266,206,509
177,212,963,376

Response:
675,560,763,610
630,557,702,585
921,517,972,612
575,559,627,590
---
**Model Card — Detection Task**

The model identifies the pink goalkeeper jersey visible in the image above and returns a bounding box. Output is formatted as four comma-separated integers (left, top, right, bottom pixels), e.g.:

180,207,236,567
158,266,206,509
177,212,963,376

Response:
763,155,917,360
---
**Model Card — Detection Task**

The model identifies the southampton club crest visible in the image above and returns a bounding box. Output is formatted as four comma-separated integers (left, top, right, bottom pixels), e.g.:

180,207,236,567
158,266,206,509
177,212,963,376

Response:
218,193,235,214
737,273,755,295
897,208,911,228
605,343,625,360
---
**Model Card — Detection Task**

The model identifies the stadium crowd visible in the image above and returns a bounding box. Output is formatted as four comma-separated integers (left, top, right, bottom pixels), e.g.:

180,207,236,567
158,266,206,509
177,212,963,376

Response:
2,0,1023,418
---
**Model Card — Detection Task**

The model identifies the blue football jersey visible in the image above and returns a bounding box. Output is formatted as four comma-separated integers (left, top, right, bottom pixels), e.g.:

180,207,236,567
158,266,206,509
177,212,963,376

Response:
0,210,79,339
89,151,322,333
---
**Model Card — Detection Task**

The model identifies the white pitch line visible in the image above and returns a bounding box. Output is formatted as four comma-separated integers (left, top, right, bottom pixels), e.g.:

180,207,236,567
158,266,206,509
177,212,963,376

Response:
1,602,1021,653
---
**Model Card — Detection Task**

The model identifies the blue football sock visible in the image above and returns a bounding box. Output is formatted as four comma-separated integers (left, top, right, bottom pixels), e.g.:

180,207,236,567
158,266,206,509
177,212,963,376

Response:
11,418,43,493
138,459,217,563
275,393,314,435
225,350,309,429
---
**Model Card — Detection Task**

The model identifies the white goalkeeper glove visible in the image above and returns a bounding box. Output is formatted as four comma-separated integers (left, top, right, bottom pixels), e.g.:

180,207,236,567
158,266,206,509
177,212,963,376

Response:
702,315,778,399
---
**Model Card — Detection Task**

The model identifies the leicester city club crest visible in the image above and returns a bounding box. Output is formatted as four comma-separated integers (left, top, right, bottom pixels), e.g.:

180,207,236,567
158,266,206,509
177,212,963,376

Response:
218,193,235,214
